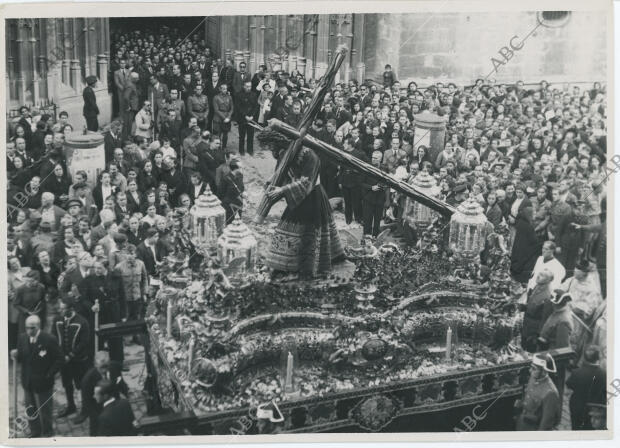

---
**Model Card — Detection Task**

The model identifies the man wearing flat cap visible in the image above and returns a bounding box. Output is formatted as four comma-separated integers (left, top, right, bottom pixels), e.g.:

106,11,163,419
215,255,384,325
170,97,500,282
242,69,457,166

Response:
83,75,100,132
514,353,561,430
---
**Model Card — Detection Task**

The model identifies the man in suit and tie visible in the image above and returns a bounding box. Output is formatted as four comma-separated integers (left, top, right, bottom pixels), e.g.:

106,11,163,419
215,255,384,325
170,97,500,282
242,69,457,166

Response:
235,80,259,155
232,61,252,99
104,120,123,164
83,75,100,132
122,72,140,141
59,251,92,308
114,192,130,225
136,227,168,280
17,106,33,148
268,84,288,121
11,315,63,438
334,95,352,128
94,379,136,436
205,71,222,132
114,59,129,117
147,74,169,133
75,351,128,432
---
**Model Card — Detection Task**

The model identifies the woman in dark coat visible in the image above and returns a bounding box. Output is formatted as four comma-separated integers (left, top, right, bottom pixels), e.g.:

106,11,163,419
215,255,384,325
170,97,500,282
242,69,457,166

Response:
510,206,541,283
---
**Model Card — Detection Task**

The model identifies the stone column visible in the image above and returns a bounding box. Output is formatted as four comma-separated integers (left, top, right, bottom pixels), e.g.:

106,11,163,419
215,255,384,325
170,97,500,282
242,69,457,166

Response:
97,54,108,85
344,14,354,83
249,16,257,73
290,55,297,73
413,111,447,163
27,25,41,104
258,16,266,68
70,59,81,91
234,50,244,70
62,59,70,86
351,14,365,82
305,15,317,80
297,57,307,79
315,14,330,78
356,63,366,83
273,54,282,72
15,21,28,105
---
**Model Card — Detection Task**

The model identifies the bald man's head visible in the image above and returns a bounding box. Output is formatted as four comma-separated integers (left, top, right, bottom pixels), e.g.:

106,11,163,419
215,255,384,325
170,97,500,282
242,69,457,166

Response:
25,315,41,337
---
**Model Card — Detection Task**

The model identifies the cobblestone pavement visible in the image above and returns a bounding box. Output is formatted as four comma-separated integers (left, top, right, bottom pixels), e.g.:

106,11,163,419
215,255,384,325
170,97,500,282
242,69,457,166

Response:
7,126,574,437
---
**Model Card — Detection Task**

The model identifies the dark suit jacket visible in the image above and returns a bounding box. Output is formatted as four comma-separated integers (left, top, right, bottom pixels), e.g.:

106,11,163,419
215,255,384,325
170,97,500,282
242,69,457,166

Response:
17,117,33,146
83,86,99,117
16,331,63,392
81,363,128,420
205,79,222,102
268,93,286,120
97,398,136,436
360,171,389,206
566,363,606,411
235,90,259,121
123,83,139,112
114,205,130,225
136,241,168,277
335,108,352,128
232,71,252,95
126,191,142,215
59,266,89,302
52,312,90,361
104,131,122,164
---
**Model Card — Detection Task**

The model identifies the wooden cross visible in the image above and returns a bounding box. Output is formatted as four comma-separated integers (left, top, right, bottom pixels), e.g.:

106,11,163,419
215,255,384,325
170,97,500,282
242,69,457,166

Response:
254,45,348,224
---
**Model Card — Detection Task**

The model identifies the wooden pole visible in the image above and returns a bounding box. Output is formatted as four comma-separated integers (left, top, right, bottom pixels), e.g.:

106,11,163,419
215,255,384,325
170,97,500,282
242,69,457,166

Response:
12,352,18,436
267,119,456,217
253,45,348,224
94,299,100,351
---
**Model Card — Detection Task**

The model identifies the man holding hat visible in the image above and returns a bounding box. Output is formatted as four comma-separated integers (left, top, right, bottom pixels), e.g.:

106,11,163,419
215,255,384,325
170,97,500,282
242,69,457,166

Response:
83,75,100,132
514,352,561,430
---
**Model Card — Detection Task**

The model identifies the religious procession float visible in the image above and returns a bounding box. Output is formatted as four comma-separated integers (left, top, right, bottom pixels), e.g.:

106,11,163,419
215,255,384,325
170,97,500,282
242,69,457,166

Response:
143,184,573,434
139,47,573,434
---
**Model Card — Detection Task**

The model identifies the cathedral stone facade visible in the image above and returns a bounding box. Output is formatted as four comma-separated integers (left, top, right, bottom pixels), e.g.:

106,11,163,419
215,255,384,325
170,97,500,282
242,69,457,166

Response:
5,18,111,129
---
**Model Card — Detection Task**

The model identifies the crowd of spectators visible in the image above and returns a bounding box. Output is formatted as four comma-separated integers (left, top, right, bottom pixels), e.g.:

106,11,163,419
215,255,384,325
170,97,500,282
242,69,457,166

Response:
5,24,608,435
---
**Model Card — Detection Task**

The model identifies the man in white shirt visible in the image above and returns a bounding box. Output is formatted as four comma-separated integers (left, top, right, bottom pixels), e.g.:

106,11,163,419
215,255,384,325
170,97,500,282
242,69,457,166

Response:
527,240,566,292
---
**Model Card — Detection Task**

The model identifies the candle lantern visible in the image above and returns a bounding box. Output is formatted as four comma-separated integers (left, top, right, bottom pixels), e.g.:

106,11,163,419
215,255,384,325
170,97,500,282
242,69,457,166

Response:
404,171,440,228
189,187,226,251
280,336,300,396
217,215,258,274
448,197,488,262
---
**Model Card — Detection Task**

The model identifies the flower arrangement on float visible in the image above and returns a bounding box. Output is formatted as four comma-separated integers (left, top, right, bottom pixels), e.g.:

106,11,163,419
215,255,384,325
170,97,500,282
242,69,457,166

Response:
146,202,526,415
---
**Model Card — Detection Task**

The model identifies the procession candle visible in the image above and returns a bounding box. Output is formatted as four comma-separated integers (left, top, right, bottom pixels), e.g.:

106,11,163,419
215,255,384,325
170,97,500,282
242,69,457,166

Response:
166,301,172,338
285,351,294,391
446,327,452,361
188,337,195,378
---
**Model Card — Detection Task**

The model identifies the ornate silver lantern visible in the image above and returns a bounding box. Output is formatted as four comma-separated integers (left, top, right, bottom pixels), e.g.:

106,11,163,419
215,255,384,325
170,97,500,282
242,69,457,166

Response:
404,171,440,228
217,215,257,274
448,197,488,261
189,187,226,251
